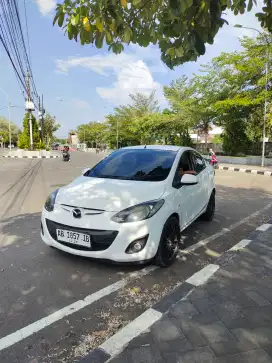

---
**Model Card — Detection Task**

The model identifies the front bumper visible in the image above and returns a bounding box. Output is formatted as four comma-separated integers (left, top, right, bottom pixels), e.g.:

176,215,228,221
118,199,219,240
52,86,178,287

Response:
41,206,163,262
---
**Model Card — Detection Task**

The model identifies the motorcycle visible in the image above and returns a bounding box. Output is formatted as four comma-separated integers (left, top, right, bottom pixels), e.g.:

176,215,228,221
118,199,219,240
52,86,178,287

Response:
210,155,219,169
62,151,70,162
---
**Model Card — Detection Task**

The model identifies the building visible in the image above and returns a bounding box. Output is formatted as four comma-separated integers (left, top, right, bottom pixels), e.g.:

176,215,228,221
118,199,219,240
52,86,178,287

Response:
190,126,223,144
68,132,79,146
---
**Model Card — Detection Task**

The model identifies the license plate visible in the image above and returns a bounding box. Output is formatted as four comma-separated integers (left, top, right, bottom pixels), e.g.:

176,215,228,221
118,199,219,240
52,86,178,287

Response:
56,229,91,248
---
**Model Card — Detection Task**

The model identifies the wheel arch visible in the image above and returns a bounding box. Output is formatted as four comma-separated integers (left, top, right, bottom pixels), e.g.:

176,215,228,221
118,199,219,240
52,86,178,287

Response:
168,212,180,226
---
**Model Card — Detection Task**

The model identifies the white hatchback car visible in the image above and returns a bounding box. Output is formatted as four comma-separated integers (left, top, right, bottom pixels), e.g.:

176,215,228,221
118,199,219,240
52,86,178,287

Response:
41,146,215,267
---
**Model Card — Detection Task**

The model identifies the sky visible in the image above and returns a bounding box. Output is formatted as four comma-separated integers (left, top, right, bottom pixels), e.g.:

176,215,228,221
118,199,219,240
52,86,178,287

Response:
0,0,263,138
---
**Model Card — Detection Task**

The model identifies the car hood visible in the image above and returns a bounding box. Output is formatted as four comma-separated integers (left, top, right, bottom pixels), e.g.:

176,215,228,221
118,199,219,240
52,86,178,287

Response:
56,176,166,212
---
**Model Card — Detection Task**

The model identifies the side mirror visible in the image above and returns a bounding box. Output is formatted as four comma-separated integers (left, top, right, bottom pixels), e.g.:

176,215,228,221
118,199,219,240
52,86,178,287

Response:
82,167,90,175
181,174,198,185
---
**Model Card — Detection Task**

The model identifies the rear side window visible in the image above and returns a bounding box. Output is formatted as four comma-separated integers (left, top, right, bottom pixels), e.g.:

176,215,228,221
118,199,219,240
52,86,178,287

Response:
190,152,206,174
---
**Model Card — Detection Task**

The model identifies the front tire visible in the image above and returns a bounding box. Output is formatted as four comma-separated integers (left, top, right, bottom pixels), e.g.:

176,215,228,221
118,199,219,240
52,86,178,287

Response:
155,216,180,267
202,191,215,221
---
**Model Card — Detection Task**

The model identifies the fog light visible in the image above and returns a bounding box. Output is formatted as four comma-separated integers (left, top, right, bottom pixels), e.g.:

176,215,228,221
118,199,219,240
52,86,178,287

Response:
125,235,149,254
41,222,44,236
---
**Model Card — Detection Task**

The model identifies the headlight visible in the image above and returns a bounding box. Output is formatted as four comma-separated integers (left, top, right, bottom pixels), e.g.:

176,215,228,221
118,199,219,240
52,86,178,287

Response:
111,199,164,223
44,189,59,212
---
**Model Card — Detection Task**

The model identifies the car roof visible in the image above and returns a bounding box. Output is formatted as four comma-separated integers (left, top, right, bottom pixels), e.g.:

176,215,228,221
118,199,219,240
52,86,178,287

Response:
122,145,192,152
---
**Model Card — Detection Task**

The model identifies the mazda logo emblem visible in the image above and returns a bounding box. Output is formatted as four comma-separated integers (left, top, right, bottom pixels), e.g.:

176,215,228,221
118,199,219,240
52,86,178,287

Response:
72,209,82,219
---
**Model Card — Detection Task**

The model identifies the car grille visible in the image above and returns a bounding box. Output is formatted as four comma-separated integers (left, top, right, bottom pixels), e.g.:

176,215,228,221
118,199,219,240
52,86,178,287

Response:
46,219,118,251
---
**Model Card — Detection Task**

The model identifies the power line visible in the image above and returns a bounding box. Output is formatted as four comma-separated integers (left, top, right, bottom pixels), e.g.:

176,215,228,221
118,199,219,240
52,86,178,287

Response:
0,33,27,94
0,0,40,107
0,0,26,82
23,0,32,69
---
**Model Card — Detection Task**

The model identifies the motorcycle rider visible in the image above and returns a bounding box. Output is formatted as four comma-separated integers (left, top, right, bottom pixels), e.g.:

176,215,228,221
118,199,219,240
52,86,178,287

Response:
63,145,70,161
207,148,217,168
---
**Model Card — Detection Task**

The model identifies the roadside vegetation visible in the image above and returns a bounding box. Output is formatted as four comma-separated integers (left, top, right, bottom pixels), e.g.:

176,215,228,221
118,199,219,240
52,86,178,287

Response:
76,35,272,155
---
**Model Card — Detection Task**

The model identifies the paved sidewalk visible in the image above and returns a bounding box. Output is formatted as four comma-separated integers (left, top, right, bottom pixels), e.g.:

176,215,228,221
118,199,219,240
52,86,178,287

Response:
109,226,272,363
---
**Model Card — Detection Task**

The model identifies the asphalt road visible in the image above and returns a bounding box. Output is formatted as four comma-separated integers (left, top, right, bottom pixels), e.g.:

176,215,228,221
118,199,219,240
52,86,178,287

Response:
0,152,272,363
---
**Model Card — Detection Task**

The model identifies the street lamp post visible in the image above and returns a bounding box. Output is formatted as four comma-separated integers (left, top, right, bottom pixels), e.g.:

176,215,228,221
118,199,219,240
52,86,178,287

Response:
235,25,270,167
0,88,12,153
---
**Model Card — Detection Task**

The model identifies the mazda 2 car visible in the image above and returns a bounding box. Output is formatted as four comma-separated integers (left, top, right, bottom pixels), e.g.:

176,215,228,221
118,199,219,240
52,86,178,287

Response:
41,146,215,267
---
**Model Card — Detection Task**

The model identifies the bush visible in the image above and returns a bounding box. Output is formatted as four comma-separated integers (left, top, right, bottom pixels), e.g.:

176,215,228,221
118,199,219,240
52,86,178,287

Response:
35,140,46,150
18,133,30,149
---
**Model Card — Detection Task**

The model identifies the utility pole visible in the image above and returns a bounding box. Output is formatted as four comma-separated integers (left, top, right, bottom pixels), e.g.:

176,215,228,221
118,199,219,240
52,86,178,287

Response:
38,94,45,144
25,72,35,150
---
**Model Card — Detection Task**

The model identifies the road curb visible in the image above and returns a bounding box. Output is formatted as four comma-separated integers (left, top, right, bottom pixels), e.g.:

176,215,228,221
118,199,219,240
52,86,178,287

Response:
78,222,272,363
219,165,272,176
2,155,61,159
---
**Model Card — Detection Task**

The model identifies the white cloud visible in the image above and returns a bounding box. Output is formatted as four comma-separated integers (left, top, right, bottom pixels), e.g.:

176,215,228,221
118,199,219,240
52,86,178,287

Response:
55,53,133,76
96,60,162,104
55,47,166,106
72,98,90,109
35,0,56,15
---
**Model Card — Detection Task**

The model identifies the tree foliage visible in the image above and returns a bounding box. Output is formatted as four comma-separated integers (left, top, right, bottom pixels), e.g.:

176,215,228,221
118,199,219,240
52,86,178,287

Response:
77,121,106,147
75,33,272,155
0,116,21,146
18,113,43,149
53,0,272,68
43,113,61,147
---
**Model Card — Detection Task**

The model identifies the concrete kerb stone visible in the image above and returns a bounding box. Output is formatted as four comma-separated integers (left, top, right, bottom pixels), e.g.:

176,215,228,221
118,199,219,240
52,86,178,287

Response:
219,165,272,177
2,155,61,159
78,222,272,363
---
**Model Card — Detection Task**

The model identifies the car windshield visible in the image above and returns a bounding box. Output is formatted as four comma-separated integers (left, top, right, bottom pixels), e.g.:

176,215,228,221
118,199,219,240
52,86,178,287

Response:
87,148,178,182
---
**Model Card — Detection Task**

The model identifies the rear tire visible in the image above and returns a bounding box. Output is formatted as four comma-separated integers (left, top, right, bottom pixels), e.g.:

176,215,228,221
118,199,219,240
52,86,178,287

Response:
202,192,215,221
155,217,180,267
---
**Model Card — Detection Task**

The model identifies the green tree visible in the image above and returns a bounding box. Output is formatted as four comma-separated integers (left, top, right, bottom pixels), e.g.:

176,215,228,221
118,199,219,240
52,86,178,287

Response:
53,0,272,68
18,113,41,149
0,116,21,146
211,134,222,144
105,91,160,148
203,35,272,153
43,113,60,147
54,138,67,144
77,121,106,147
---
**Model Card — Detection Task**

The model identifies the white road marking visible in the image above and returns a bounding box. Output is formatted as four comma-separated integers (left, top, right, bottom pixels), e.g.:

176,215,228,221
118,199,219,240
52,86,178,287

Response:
256,224,272,232
229,239,252,251
178,201,272,255
185,264,219,287
100,308,162,356
0,266,156,352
